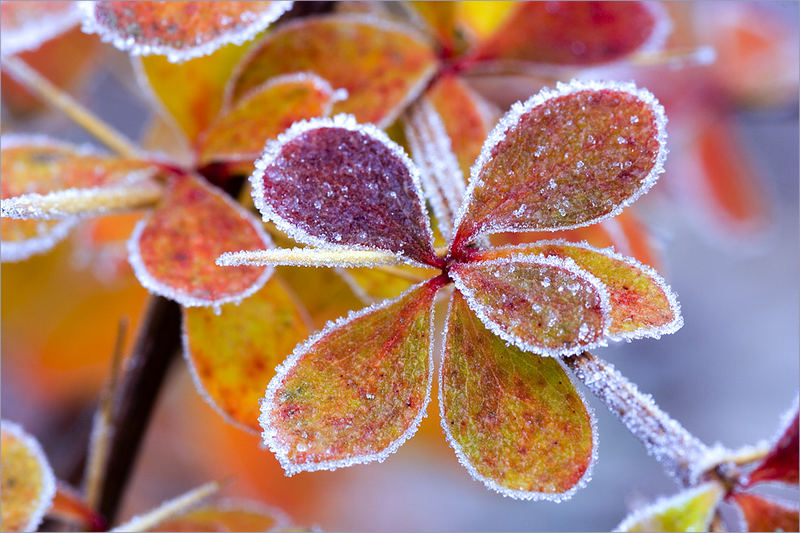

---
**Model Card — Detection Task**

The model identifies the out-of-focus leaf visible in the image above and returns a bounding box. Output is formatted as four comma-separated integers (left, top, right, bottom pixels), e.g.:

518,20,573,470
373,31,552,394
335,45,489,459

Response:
459,1,515,40
228,14,437,127
450,254,610,357
440,291,594,500
251,116,440,267
80,1,292,63
277,265,363,330
470,241,681,341
409,1,469,57
472,1,668,65
148,499,290,532
260,278,444,474
338,265,431,304
405,74,496,239
450,81,666,254
1,421,56,533
135,42,254,149
1,219,76,263
198,73,340,165
615,482,723,532
731,493,799,533
2,26,100,115
183,276,309,431
746,407,799,486
129,174,272,307
0,1,80,56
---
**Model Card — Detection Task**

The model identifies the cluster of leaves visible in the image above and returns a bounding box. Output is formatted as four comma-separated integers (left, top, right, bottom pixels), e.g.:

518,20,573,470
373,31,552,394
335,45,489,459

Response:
616,402,799,532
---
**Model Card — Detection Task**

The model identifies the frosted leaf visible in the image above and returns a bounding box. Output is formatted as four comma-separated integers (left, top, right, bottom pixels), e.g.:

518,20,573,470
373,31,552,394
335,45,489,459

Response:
450,80,667,255
0,1,81,56
745,397,799,487
1,420,57,533
128,174,273,307
450,254,612,357
439,292,596,501
615,482,723,532
217,247,409,269
473,1,671,65
226,13,437,127
249,114,440,267
469,240,682,342
731,493,799,533
198,73,345,164
182,276,309,432
147,498,292,532
1,218,77,263
1,134,160,220
259,277,445,475
79,1,293,63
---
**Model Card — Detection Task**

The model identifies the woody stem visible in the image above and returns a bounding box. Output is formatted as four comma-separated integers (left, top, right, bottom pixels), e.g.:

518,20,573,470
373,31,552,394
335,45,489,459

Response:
1,56,140,158
563,351,710,488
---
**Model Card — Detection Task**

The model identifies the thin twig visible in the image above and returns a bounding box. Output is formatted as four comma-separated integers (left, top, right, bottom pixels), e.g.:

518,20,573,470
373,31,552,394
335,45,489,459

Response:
83,319,128,511
563,351,710,487
1,56,140,158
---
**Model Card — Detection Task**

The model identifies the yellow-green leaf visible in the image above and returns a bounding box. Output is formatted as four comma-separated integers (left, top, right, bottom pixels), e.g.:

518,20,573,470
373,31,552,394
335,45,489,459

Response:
616,482,724,532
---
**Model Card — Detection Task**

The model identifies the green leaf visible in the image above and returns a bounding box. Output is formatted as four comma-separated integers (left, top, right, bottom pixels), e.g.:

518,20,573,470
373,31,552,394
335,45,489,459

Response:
260,278,444,474
440,291,595,500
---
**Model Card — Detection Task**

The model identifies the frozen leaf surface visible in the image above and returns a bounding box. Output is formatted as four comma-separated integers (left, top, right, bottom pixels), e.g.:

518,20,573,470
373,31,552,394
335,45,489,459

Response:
1,421,56,533
450,254,611,357
746,406,799,486
473,1,669,65
135,42,254,148
1,135,159,219
129,174,272,307
251,115,439,266
228,14,437,127
470,241,681,341
615,482,723,532
1,219,76,263
440,292,594,500
260,278,444,474
149,500,290,532
199,73,342,164
183,277,308,431
0,1,81,56
731,493,799,533
80,1,293,62
451,81,666,254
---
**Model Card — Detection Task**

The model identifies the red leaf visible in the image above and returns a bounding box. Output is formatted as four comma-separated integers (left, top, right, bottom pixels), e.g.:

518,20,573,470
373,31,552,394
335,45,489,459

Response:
198,73,341,165
260,278,444,474
227,13,437,127
129,174,272,307
473,1,669,65
251,115,440,266
746,405,799,486
440,291,595,500
450,81,667,255
732,493,799,532
449,253,611,357
469,241,682,341
80,1,292,62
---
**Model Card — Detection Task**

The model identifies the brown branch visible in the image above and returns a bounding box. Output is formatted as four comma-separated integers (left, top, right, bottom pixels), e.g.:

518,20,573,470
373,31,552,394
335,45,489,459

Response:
563,351,710,488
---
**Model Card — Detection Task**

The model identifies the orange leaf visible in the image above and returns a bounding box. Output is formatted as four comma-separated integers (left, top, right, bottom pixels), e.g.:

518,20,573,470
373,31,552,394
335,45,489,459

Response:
732,493,799,533
0,1,80,56
1,219,76,263
473,1,669,65
129,174,272,307
1,421,56,533
451,80,667,254
440,291,595,500
80,1,292,62
260,277,444,474
198,73,342,165
183,276,309,431
450,254,611,357
277,266,363,330
470,241,681,341
228,14,437,127
149,499,290,532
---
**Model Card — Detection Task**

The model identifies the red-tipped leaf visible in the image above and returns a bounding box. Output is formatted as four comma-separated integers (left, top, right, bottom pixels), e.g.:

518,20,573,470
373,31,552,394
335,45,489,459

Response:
732,493,799,533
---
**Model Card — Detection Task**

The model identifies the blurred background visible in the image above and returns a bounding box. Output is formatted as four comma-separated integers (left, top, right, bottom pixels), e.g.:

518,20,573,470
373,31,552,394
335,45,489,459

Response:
2,1,798,531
